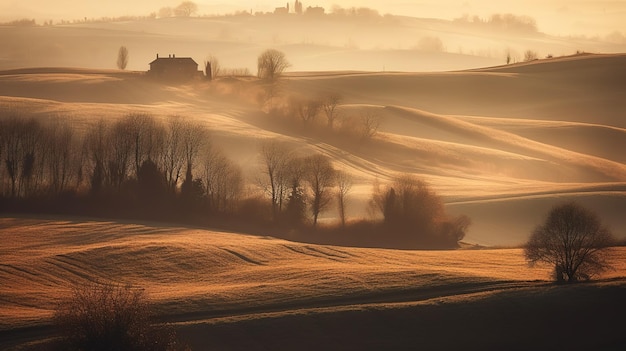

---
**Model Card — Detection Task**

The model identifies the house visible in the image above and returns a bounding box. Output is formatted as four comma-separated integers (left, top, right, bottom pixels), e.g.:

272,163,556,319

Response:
148,54,201,80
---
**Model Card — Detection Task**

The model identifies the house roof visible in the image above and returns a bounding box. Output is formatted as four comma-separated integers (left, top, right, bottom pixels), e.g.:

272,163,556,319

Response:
149,57,198,65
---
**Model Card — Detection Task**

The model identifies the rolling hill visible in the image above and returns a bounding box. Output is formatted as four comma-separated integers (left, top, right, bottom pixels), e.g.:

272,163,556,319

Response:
1,216,625,350
1,53,624,246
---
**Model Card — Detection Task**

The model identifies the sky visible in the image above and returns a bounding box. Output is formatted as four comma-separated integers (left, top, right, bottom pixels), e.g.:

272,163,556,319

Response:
0,1,625,36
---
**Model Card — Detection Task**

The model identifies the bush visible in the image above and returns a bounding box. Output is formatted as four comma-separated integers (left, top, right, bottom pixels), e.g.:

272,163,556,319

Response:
54,282,188,351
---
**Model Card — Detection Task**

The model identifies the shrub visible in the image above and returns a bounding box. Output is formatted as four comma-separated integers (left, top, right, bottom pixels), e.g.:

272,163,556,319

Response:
54,282,188,351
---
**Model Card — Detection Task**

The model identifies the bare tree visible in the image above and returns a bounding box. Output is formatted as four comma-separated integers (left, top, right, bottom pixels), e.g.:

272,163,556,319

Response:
259,140,293,220
320,92,342,129
204,55,220,80
335,170,353,227
523,49,538,62
257,49,290,82
181,120,207,180
161,116,187,193
117,46,128,70
44,118,79,194
290,96,321,126
2,116,42,197
107,119,135,189
120,113,165,179
174,1,198,17
525,202,616,283
360,111,381,139
202,145,243,213
303,154,336,228
84,119,110,193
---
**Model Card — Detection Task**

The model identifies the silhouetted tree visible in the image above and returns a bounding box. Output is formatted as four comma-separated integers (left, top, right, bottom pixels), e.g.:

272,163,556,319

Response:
2,117,41,197
370,174,469,247
202,145,243,214
290,96,321,126
108,119,134,189
204,55,220,80
321,92,342,129
259,140,293,220
117,46,129,70
525,202,616,283
360,111,381,140
120,113,165,179
137,159,169,212
303,154,336,228
44,118,80,195
335,170,353,227
174,1,198,17
161,117,186,193
257,49,290,82
84,119,110,193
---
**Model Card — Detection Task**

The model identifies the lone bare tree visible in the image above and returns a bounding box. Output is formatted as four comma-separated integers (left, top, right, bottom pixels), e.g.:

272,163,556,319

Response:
257,49,290,82
117,46,128,70
174,1,198,17
525,202,616,283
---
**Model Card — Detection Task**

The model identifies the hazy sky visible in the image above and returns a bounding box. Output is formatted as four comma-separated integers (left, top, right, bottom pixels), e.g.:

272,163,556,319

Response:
1,1,625,36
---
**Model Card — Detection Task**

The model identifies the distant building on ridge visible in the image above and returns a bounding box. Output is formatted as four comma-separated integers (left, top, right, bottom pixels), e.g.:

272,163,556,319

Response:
148,54,201,80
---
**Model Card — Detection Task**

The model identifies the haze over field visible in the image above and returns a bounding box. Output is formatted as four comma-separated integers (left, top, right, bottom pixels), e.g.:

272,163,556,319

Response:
1,2,626,349
1,1,626,72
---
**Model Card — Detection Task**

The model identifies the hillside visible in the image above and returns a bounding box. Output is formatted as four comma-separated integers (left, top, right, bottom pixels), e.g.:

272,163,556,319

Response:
1,216,625,350
1,53,625,246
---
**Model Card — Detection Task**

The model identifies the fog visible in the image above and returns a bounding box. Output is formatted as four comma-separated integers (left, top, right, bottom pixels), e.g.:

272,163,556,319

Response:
2,0,625,37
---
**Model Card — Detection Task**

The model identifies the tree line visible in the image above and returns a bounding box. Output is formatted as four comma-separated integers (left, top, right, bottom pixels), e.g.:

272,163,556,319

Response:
0,111,470,249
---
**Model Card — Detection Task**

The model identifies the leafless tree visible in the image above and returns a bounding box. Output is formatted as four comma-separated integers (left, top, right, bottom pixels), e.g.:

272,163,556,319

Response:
117,46,128,70
257,49,290,82
174,1,198,17
335,170,353,227
2,116,41,197
204,55,220,80
180,119,207,183
44,118,79,194
525,202,616,283
160,117,187,193
523,49,538,62
107,119,136,189
259,139,293,220
84,119,110,193
360,111,381,139
290,96,321,126
303,154,336,228
119,113,165,179
320,92,342,129
202,145,243,213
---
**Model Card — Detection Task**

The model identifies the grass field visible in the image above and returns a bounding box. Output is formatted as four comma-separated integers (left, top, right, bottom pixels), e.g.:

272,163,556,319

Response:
1,216,625,350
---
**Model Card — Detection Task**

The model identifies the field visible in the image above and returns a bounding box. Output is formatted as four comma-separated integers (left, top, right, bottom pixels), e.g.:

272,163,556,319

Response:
1,217,625,350
1,16,626,349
